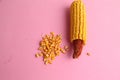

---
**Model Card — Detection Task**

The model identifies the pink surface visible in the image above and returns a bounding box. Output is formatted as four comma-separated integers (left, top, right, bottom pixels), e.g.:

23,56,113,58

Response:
0,0,120,80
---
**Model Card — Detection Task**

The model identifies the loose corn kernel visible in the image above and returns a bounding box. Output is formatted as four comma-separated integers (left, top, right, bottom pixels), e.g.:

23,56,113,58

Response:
35,53,40,58
50,32,55,37
35,32,68,64
51,53,55,60
64,46,69,51
46,54,49,57
60,48,65,54
38,47,42,51
48,60,52,64
55,51,60,56
87,52,90,56
39,53,43,57
45,61,48,64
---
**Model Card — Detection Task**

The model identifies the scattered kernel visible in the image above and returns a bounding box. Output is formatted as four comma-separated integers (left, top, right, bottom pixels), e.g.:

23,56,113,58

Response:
50,32,55,37
87,53,90,56
48,60,52,64
46,54,49,57
35,53,40,58
39,53,43,56
64,46,69,51
45,61,48,64
38,47,42,50
60,48,65,54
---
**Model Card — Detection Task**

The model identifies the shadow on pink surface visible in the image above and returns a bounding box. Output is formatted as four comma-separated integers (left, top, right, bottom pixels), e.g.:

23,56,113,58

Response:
64,7,73,58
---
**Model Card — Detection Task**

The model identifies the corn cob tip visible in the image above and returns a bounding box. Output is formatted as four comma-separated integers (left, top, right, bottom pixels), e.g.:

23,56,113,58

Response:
73,39,83,59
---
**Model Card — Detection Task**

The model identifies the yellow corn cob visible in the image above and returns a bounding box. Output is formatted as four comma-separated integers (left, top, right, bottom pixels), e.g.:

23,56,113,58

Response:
70,0,87,58
70,0,86,45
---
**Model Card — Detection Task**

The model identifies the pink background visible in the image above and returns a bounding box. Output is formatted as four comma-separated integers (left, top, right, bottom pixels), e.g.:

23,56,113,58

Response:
0,0,120,80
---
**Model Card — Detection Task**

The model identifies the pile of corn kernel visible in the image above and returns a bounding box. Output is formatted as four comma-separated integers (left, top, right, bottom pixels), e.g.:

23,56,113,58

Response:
35,32,69,64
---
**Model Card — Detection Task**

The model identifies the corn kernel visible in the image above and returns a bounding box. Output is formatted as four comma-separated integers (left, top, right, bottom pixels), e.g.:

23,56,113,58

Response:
48,60,52,64
35,53,40,58
46,54,49,57
60,48,65,54
64,46,69,51
45,61,48,64
38,47,42,50
50,32,54,37
87,52,90,56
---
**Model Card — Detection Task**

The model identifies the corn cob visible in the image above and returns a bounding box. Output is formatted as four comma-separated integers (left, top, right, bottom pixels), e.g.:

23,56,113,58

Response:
70,0,87,58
